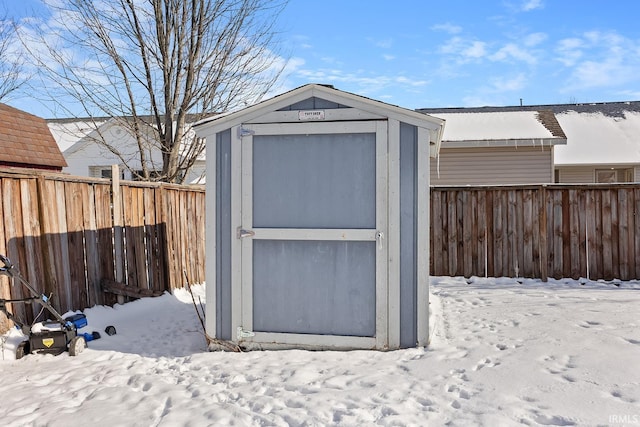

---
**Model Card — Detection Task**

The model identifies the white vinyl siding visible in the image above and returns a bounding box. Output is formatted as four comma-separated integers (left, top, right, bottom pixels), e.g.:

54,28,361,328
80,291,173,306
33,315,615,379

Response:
430,146,553,185
557,165,640,183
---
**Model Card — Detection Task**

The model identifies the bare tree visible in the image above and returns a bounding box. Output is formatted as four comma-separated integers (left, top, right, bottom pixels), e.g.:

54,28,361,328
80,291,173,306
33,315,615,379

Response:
23,0,288,183
0,10,25,101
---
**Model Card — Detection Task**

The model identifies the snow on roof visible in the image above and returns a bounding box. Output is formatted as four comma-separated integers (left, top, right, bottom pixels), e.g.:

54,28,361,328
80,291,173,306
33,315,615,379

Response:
430,111,555,141
47,120,109,152
553,111,640,165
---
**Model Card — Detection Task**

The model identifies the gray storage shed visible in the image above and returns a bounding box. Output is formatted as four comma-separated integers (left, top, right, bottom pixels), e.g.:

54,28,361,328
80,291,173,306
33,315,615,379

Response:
194,84,444,350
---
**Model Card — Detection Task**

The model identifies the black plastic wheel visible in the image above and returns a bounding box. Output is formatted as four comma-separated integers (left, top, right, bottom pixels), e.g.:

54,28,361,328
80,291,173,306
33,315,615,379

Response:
15,340,29,360
68,336,86,356
105,325,117,336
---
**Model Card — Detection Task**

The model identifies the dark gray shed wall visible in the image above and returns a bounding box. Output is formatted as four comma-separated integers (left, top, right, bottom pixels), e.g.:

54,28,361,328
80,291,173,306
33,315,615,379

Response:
400,123,418,348
216,129,232,340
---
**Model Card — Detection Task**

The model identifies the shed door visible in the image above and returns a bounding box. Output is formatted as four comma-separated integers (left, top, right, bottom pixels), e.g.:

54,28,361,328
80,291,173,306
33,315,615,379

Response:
238,120,388,348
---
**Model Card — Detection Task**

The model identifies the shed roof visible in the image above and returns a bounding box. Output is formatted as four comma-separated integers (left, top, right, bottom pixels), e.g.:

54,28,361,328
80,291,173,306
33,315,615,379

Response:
0,103,67,170
194,84,445,152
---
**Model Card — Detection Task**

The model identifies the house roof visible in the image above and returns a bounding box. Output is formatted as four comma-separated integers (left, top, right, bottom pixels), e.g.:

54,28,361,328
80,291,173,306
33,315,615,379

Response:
194,84,445,155
553,111,640,165
425,110,566,147
0,103,67,170
47,114,215,155
420,101,640,165
47,119,110,152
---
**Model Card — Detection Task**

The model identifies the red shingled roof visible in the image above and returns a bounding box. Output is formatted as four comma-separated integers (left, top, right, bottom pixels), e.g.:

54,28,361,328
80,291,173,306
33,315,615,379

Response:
0,103,67,171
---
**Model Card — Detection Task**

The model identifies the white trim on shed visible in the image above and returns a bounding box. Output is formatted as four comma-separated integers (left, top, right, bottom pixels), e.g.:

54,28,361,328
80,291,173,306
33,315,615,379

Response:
195,84,444,351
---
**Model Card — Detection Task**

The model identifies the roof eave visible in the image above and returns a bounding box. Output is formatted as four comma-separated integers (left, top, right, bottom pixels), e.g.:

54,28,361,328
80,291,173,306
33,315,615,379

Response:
441,137,566,148
193,84,445,136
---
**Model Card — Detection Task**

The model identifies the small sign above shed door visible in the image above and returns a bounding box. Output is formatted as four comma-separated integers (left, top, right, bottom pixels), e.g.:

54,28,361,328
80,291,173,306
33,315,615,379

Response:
238,120,388,349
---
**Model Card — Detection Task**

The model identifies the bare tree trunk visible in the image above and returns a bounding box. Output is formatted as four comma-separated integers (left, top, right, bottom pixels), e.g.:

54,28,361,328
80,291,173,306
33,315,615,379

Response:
19,0,288,183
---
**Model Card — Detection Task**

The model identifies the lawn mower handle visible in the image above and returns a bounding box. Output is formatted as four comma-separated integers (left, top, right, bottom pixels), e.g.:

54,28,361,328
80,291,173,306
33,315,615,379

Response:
0,254,70,328
0,254,15,277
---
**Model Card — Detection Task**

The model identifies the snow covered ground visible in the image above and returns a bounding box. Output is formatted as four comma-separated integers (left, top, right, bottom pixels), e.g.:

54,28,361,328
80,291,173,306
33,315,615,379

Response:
1,277,639,426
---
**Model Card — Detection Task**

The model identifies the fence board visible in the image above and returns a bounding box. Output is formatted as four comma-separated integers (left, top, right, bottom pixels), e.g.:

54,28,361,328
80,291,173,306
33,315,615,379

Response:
515,190,524,278
3,179,27,322
618,190,629,280
0,180,10,332
94,183,116,306
82,183,101,307
65,182,87,312
522,190,533,278
635,188,640,280
576,190,587,278
611,190,620,280
476,191,487,277
453,191,462,276
601,190,613,279
507,190,516,277
430,190,443,275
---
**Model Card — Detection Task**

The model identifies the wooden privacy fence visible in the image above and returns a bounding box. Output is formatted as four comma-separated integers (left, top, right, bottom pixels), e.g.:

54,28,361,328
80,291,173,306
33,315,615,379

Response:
431,184,640,281
0,170,205,332
2,173,640,333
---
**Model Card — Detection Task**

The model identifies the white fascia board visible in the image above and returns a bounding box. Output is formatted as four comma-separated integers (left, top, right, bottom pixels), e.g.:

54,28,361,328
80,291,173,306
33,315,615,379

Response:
555,161,640,167
307,86,445,131
193,84,445,140
193,85,321,136
442,137,566,148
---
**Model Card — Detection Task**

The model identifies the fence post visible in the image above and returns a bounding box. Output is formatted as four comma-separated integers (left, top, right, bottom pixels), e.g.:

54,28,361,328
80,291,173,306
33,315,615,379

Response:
111,165,125,304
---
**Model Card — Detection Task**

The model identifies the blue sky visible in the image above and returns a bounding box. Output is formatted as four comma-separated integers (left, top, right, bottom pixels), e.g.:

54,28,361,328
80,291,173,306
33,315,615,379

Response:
278,0,640,109
4,0,640,117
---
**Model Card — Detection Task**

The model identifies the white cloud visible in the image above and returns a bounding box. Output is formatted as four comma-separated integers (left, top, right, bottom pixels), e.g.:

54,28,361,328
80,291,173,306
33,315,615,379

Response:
431,23,462,35
490,43,537,65
521,0,543,11
289,67,431,104
383,54,395,61
395,76,430,87
463,41,487,59
570,58,634,89
555,38,584,67
440,37,488,62
524,32,547,47
558,31,640,91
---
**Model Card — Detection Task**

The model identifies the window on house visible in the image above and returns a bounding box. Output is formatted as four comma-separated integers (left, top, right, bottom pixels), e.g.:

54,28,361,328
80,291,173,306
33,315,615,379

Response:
595,168,634,183
89,166,124,179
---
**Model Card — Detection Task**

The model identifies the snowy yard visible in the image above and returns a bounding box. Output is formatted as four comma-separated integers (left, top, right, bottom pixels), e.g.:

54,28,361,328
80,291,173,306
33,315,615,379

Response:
1,277,639,426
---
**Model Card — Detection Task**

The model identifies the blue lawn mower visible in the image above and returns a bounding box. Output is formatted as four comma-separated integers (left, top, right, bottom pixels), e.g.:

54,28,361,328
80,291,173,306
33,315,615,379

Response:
0,254,113,359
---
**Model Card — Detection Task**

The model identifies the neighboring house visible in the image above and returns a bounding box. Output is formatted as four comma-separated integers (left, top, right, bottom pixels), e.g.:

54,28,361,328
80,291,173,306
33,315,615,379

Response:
0,103,67,172
417,109,567,185
420,101,640,184
47,116,207,184
46,99,640,186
